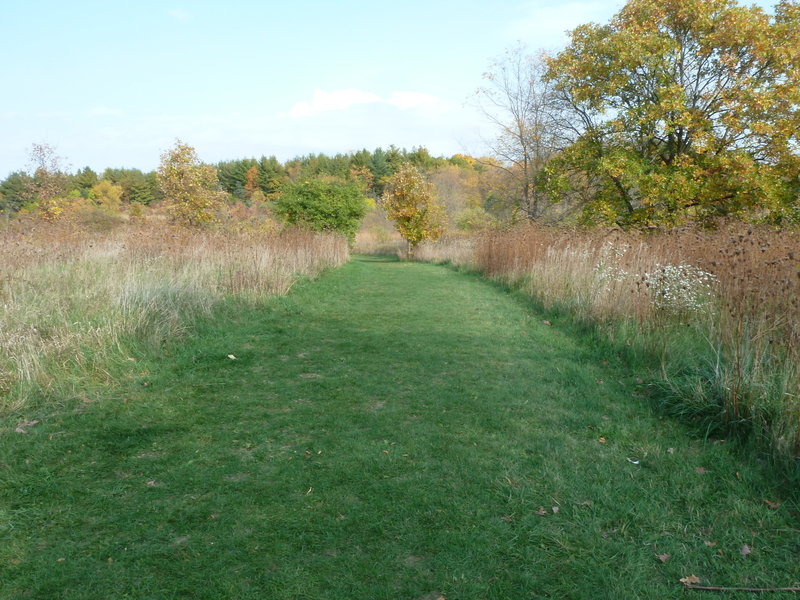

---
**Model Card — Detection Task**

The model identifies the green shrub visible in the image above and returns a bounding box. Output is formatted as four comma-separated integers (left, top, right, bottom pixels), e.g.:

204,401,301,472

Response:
273,178,369,241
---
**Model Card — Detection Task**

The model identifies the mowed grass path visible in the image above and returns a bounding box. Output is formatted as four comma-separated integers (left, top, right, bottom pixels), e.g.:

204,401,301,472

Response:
2,256,798,599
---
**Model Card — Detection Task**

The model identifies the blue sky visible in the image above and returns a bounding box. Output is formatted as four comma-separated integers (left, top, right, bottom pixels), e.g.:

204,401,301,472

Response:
0,0,773,175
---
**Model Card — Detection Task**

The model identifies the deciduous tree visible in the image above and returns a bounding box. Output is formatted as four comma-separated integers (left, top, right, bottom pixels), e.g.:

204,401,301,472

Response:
381,163,446,256
273,177,369,241
546,0,800,225
244,165,261,199
156,140,221,226
476,45,568,219
26,143,69,220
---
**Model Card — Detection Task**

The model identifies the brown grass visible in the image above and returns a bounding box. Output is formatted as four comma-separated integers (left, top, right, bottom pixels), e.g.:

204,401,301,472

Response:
0,219,349,413
420,221,800,464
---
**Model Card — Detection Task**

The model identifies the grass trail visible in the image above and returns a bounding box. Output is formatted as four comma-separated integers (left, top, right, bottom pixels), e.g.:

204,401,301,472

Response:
2,256,798,599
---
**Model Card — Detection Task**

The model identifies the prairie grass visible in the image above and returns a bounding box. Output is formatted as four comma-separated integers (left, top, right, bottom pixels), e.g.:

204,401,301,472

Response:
0,220,348,414
419,222,800,469
3,257,798,598
353,207,405,256
414,235,476,267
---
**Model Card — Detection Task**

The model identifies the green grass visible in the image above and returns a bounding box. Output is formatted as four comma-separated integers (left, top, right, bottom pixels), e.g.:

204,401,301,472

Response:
2,255,799,599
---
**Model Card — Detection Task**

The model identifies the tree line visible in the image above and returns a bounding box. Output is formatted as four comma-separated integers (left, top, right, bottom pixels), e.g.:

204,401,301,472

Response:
3,0,797,232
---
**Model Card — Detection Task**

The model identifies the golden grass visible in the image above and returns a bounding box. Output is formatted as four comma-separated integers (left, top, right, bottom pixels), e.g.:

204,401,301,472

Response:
0,220,349,414
419,221,800,464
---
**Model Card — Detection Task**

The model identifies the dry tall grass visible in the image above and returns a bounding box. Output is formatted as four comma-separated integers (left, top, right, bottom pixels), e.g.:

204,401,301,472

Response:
420,222,800,465
0,221,349,414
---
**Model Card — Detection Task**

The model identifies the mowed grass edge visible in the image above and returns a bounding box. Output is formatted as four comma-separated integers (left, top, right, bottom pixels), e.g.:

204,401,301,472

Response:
1,255,798,599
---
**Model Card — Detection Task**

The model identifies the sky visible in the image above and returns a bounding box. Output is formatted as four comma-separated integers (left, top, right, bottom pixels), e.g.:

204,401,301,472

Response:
0,0,775,176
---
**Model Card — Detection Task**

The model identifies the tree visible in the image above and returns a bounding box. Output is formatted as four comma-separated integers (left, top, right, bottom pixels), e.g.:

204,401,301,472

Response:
156,140,221,226
368,148,392,196
476,45,568,219
89,180,123,212
0,172,33,214
258,156,288,196
72,166,99,198
273,177,369,241
103,168,159,205
25,143,69,220
545,0,800,225
244,165,261,199
381,163,446,256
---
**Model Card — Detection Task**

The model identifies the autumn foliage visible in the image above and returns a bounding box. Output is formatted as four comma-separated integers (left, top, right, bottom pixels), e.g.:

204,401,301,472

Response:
543,0,800,226
381,163,446,255
156,140,222,226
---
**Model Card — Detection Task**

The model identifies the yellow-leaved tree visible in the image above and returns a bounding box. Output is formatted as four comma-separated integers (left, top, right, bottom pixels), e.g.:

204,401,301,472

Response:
381,163,446,257
545,0,800,225
156,140,221,226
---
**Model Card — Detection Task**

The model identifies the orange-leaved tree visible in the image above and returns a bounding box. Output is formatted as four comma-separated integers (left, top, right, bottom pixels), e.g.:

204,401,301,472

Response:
381,163,446,257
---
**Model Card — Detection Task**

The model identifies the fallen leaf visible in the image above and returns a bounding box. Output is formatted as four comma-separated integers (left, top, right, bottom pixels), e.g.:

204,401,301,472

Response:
227,354,237,360
657,553,671,563
667,447,675,454
146,480,157,486
574,500,593,506
695,466,709,474
598,437,607,444
551,506,560,514
741,544,751,557
542,320,552,326
500,515,514,522
680,575,701,586
536,507,548,516
764,499,780,510
20,420,40,427
704,540,718,547
56,558,66,563
15,427,27,434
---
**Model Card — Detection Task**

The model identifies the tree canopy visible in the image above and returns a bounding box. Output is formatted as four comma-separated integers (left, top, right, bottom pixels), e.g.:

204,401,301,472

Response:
381,163,447,255
156,141,222,226
544,0,800,225
273,177,369,241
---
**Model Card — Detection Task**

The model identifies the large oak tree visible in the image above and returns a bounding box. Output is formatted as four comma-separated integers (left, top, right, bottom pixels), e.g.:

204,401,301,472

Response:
545,0,800,225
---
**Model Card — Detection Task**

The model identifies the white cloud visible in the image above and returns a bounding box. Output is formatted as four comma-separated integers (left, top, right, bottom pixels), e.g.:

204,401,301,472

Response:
284,89,381,118
284,89,451,119
167,8,192,21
